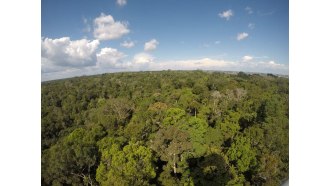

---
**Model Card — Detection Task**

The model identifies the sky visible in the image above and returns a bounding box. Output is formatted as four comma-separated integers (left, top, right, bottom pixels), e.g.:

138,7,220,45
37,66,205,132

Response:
41,0,288,81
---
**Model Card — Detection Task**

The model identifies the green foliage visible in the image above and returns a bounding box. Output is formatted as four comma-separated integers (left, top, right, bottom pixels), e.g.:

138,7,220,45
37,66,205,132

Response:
216,111,241,142
163,108,186,126
148,102,168,118
254,153,281,185
227,135,257,173
42,71,288,185
88,97,134,130
42,126,106,185
96,141,156,186
205,126,225,148
189,153,231,186
178,88,200,116
180,117,208,156
151,126,192,174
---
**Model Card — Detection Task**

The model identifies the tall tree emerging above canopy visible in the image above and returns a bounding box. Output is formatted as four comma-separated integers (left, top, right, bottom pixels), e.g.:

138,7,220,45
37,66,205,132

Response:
151,125,192,176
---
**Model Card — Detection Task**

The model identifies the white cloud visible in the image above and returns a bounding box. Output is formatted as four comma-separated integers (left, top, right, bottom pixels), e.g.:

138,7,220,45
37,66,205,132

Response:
41,36,135,81
248,23,255,29
254,61,287,71
149,58,231,70
41,37,100,69
237,32,249,41
133,52,154,64
42,54,288,81
42,43,129,81
96,47,126,68
245,6,253,14
93,13,130,40
242,55,253,62
120,40,135,48
218,9,233,20
214,41,221,44
41,37,287,81
148,58,288,75
117,0,127,6
144,39,159,51
41,57,67,73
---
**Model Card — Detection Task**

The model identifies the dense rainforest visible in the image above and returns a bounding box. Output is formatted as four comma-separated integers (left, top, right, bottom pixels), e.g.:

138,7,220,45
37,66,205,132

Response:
41,70,289,186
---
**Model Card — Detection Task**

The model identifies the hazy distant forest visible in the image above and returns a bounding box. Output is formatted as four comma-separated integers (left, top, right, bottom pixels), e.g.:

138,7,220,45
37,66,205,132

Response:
41,71,288,186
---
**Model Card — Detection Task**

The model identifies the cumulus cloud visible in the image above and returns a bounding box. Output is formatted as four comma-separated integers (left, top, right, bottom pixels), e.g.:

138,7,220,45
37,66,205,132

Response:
96,47,126,68
41,58,67,74
242,55,253,62
117,0,127,6
245,6,253,14
219,9,233,20
245,60,288,73
41,37,99,69
144,39,159,51
133,52,154,64
237,32,249,41
93,13,130,40
120,40,135,48
42,54,288,81
248,23,255,29
41,37,131,81
41,37,288,81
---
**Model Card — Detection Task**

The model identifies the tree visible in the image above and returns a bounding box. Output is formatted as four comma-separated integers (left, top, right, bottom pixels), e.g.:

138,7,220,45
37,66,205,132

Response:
252,153,281,185
238,71,249,78
96,141,156,186
205,126,225,148
189,153,231,186
227,135,257,173
177,88,200,116
147,101,168,123
216,111,241,142
42,126,105,185
162,108,186,126
151,126,192,176
179,117,208,156
162,108,208,157
88,97,134,130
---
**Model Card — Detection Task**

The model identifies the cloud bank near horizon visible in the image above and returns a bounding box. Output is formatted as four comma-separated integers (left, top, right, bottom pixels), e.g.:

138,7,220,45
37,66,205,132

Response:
41,37,288,81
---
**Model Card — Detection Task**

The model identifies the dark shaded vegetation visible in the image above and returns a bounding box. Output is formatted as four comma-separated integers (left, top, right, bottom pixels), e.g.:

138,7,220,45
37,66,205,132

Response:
42,70,288,185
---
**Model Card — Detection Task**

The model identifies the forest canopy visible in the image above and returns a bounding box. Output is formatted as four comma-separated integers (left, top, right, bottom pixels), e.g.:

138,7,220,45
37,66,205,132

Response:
42,70,288,186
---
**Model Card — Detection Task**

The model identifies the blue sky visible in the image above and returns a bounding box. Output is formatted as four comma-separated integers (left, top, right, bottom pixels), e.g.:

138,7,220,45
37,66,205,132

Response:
41,0,288,81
